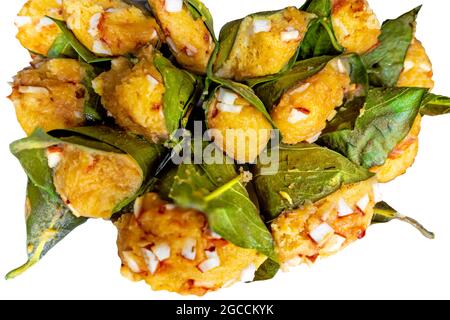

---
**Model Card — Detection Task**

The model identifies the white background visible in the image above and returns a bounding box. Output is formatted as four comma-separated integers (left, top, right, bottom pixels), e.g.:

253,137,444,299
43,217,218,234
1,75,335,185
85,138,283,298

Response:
0,0,449,300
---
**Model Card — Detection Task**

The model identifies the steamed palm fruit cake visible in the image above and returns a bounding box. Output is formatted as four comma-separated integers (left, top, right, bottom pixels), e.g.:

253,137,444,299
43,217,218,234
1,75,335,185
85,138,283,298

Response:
331,0,381,54
63,0,161,56
92,46,168,143
15,0,63,56
214,7,315,80
51,144,143,219
116,193,266,296
6,0,450,296
207,88,272,163
271,57,351,145
9,58,89,135
148,0,215,74
272,179,377,269
371,39,434,182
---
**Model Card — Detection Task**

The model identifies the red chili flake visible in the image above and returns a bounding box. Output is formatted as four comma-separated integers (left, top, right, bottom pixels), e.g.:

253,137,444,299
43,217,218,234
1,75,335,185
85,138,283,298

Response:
47,145,63,153
354,206,365,216
65,199,71,205
164,28,171,37
75,87,86,99
307,255,319,263
295,107,310,115
152,103,162,111
157,206,166,214
358,229,366,239
204,33,210,43
210,107,219,118
209,239,228,248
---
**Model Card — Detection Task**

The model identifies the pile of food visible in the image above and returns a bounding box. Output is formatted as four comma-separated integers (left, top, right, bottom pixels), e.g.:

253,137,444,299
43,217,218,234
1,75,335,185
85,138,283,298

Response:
6,0,450,296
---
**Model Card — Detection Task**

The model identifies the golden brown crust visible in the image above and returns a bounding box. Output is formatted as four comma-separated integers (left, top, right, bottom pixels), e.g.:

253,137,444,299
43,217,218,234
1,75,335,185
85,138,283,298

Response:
116,193,266,296
92,47,168,142
16,0,63,55
148,0,215,74
272,179,376,269
331,0,381,54
214,7,315,80
10,58,88,135
271,58,351,144
63,0,161,56
207,89,272,163
53,144,143,219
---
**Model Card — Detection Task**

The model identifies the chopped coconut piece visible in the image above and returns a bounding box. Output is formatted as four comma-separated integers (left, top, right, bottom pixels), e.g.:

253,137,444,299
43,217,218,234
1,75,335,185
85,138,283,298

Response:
133,196,143,218
356,194,370,212
181,238,197,260
141,248,159,274
166,37,178,52
337,198,354,217
165,204,176,210
321,234,346,254
281,29,300,42
151,242,171,261
15,16,32,27
306,132,321,144
207,229,223,239
216,103,243,114
198,250,221,272
290,83,310,95
288,108,309,124
35,17,55,31
46,148,62,169
18,86,49,94
184,44,198,57
165,0,183,13
253,19,271,34
92,40,111,55
310,223,334,244
373,183,382,203
88,13,102,37
403,60,415,72
240,264,257,282
146,75,159,90
123,251,142,273
217,88,238,105
419,63,432,72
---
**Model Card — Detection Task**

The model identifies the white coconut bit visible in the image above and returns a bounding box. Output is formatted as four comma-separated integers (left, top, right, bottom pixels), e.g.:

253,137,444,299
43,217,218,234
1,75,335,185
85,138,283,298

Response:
333,18,349,37
321,234,346,254
88,13,102,38
198,250,221,272
74,111,83,119
35,17,55,31
288,108,309,124
146,75,159,90
123,251,142,273
166,37,178,53
151,242,171,261
18,86,49,94
290,83,310,95
184,44,198,57
356,194,370,213
165,0,183,13
306,132,321,144
282,256,303,271
15,16,32,27
165,204,176,210
373,183,383,203
327,110,338,122
419,63,432,72
240,264,257,283
141,248,159,274
133,196,144,218
253,19,271,34
217,88,238,105
403,60,415,72
92,40,112,55
337,198,354,217
281,28,300,42
309,223,334,244
207,229,223,240
216,103,243,114
181,238,197,261
46,149,62,169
